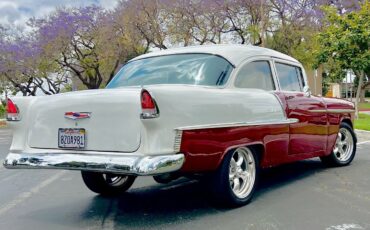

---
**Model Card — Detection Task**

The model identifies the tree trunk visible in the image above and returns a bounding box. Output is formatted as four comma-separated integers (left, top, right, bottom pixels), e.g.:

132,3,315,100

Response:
355,71,365,119
360,89,365,103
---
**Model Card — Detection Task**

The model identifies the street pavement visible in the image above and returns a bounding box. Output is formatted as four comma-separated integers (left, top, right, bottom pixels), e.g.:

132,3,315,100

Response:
0,128,370,230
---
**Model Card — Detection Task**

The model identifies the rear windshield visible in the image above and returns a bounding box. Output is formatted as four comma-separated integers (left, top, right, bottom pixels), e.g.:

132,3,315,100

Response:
106,54,233,88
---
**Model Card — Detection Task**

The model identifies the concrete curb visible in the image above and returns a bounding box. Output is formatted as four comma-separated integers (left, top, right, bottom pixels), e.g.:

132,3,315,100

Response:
355,129,370,134
355,129,370,143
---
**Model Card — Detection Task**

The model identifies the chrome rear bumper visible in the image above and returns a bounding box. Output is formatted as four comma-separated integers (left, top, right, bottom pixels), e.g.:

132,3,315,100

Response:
3,152,185,176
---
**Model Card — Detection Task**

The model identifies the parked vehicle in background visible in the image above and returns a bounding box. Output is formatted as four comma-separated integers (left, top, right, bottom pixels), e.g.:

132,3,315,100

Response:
3,45,356,207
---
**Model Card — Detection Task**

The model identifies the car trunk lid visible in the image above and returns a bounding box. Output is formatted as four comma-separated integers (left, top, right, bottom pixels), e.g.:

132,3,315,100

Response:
27,88,142,152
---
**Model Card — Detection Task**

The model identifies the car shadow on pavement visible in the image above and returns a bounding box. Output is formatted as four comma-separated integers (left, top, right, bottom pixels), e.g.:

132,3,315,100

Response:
82,159,326,229
257,159,325,195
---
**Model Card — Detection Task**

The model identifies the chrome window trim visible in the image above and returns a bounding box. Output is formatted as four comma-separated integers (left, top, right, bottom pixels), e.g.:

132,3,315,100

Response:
233,58,276,91
229,56,280,91
129,52,236,68
271,58,309,93
108,53,235,89
274,62,304,92
175,118,299,131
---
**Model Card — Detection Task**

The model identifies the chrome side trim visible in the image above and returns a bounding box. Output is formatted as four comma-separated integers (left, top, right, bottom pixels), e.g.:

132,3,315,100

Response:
175,118,299,131
174,130,183,152
309,109,355,114
3,152,185,176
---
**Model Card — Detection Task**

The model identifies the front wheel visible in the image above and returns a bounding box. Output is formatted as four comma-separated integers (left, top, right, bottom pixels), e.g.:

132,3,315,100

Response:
320,122,357,167
81,171,136,196
211,147,259,207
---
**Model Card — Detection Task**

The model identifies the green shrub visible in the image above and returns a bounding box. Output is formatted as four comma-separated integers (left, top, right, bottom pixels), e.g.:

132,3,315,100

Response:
0,104,5,119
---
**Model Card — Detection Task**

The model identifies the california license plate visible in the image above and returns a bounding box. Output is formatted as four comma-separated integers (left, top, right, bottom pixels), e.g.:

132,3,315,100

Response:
58,128,86,149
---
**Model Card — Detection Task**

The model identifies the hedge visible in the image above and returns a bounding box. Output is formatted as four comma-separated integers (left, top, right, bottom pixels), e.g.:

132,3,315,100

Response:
0,104,5,119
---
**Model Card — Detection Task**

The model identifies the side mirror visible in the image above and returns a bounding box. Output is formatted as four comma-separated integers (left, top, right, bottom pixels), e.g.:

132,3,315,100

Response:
303,86,311,97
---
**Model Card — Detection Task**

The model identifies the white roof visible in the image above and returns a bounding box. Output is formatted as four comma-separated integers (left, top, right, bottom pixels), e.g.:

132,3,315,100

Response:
130,44,299,66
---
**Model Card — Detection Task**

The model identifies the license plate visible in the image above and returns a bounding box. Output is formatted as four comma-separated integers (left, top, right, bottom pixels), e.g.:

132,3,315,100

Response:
58,128,86,149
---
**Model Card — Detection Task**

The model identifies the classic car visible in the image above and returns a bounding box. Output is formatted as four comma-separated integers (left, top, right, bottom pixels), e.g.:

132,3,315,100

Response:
3,44,356,207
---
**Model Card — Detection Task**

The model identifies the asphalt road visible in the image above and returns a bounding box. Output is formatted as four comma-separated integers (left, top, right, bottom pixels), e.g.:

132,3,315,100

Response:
0,128,370,230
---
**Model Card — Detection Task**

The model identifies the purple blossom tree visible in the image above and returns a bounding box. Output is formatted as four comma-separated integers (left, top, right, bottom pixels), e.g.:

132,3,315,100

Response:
0,30,67,96
32,6,143,89
1,0,366,96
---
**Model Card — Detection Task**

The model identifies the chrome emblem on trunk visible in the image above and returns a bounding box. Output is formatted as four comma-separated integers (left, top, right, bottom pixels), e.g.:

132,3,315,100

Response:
64,112,91,120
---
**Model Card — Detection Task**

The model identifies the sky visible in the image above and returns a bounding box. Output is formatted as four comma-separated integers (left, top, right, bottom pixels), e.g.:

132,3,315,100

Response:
0,0,118,27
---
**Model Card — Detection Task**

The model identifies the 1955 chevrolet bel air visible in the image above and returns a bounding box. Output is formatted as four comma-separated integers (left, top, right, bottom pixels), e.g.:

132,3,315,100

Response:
3,44,356,207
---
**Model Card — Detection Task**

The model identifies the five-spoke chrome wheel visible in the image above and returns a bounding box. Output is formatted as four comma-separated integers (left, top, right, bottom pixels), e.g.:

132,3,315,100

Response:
320,122,356,167
333,128,354,162
211,146,259,207
229,148,256,199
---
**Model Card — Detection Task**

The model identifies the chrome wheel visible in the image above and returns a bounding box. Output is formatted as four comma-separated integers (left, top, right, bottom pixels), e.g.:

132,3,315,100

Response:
333,128,354,162
104,174,129,187
81,171,136,195
229,147,256,199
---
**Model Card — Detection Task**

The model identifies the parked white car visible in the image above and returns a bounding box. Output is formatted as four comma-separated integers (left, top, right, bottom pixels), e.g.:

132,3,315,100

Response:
4,45,356,206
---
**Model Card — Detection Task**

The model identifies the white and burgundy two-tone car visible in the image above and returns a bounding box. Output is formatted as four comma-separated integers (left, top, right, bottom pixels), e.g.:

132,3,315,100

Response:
4,45,356,207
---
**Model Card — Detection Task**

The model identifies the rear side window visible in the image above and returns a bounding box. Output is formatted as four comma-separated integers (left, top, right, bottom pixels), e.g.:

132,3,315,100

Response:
275,63,304,92
234,61,275,90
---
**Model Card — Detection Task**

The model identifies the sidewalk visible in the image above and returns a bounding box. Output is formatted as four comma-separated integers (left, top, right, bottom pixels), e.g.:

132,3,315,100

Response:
355,129,370,143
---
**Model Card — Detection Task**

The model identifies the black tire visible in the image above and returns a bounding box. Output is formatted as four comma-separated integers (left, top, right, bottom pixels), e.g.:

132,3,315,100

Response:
210,147,259,207
320,122,357,167
81,171,136,196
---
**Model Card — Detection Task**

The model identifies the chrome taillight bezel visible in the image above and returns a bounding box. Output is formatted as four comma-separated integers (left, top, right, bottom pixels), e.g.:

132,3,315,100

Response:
6,99,21,121
140,89,160,119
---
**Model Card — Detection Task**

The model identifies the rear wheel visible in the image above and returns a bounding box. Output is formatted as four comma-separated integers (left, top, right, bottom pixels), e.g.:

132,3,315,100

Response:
211,147,259,207
81,171,136,196
320,123,356,167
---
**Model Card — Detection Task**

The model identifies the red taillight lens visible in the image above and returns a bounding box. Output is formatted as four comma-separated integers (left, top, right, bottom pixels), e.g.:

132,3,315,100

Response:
6,98,20,121
140,90,159,119
141,91,155,109
7,99,18,113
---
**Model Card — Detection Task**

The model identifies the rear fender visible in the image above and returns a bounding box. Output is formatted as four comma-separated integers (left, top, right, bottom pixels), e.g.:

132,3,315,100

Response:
7,97,38,152
218,142,265,169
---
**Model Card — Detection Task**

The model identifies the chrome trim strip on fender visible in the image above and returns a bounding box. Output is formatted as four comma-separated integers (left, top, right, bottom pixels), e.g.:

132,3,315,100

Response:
309,109,355,114
3,152,185,176
174,130,183,152
175,118,299,131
